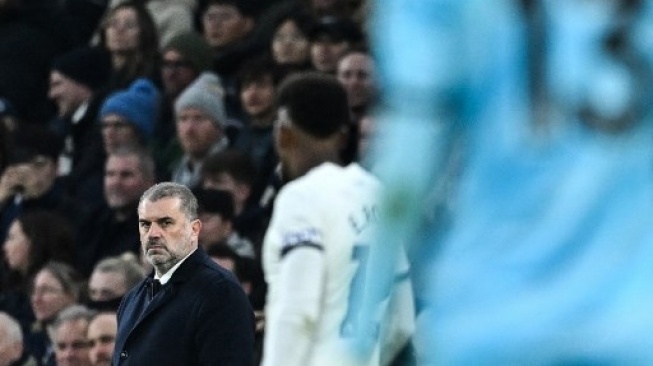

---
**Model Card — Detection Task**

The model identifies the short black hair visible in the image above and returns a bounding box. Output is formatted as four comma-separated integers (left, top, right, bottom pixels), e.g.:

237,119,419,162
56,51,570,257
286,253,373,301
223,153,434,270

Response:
201,149,258,187
276,72,350,138
199,0,258,18
237,54,286,88
193,188,235,221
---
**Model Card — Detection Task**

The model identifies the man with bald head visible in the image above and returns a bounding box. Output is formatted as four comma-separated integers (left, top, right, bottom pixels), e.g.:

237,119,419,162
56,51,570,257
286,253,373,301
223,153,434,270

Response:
0,312,37,366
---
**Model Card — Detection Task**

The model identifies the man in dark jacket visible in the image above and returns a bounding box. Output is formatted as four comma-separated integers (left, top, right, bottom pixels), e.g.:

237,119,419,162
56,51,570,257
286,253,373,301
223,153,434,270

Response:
113,182,255,365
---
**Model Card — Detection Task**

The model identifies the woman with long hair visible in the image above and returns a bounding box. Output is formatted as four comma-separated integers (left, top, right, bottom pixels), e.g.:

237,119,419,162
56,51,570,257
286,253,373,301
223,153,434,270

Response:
97,1,161,91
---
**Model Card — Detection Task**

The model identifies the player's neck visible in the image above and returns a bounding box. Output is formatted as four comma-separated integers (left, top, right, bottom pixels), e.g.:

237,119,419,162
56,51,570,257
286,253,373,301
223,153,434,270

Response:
293,150,342,179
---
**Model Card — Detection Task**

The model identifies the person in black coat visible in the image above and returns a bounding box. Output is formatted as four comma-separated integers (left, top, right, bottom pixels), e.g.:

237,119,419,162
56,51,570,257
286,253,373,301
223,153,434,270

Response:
0,0,78,125
112,182,255,366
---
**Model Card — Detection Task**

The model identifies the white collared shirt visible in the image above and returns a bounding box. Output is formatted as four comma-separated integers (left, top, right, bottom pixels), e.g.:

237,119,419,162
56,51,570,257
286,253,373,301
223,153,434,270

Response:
155,248,197,285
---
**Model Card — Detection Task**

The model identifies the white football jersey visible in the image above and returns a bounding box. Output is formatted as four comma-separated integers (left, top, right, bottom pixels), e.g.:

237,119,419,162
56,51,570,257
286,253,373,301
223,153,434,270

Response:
263,162,407,366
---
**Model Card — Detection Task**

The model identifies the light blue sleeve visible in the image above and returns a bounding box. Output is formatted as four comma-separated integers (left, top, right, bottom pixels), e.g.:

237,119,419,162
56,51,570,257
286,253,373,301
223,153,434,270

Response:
367,0,653,364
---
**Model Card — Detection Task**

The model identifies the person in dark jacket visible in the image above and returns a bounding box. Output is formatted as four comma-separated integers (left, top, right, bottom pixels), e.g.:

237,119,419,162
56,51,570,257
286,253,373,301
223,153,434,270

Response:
0,0,77,124
113,182,255,365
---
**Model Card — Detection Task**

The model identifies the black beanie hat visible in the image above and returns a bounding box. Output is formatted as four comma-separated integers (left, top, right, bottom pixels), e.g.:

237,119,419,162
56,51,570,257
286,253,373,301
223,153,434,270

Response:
52,47,112,90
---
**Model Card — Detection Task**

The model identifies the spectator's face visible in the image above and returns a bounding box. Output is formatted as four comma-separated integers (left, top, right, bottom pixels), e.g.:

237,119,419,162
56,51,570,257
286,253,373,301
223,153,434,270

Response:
240,76,275,120
30,270,75,322
54,319,91,366
176,107,222,158
4,156,58,200
100,114,140,154
88,271,127,302
161,50,197,99
337,53,376,109
3,220,30,273
138,197,201,274
87,314,117,366
202,4,253,49
48,71,93,117
272,20,309,65
104,154,151,211
105,7,140,53
0,335,21,366
202,173,246,213
198,212,231,246
310,37,350,73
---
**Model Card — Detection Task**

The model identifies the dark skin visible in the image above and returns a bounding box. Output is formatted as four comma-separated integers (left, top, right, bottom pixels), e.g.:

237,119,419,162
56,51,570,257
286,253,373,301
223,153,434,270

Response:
274,106,348,181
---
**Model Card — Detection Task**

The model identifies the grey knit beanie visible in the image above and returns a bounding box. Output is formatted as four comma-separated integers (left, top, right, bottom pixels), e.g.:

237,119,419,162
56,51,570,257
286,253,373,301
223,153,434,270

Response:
174,72,226,127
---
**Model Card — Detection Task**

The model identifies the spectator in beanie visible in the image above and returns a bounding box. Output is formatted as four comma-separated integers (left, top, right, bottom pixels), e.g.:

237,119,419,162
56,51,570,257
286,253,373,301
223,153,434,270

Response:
153,31,214,169
98,78,160,155
48,46,113,210
171,72,230,189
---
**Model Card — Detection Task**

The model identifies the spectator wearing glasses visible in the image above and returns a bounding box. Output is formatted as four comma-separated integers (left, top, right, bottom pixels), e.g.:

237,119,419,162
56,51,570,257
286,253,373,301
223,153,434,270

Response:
154,32,214,170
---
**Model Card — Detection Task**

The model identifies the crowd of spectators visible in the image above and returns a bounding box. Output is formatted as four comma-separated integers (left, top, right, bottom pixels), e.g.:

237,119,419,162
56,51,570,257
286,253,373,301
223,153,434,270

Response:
0,0,377,365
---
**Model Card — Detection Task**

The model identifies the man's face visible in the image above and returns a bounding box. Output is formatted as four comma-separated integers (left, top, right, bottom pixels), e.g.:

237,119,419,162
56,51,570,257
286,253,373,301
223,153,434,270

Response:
138,197,201,275
176,107,222,158
161,50,198,99
310,37,350,73
87,314,117,366
198,212,231,246
336,53,376,109
48,71,92,117
202,172,245,213
4,156,58,200
100,114,140,154
240,76,275,120
202,4,253,49
104,154,152,211
88,271,127,302
53,319,91,366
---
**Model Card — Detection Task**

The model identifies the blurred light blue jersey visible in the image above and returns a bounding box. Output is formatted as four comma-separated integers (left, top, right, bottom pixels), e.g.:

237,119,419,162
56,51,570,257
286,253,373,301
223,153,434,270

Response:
369,0,653,364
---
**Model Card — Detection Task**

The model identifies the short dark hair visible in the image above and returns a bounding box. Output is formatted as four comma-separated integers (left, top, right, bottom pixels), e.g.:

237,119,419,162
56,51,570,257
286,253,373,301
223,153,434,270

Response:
206,244,256,284
200,0,258,18
139,182,199,220
237,54,286,88
193,188,235,222
201,149,258,187
276,72,350,138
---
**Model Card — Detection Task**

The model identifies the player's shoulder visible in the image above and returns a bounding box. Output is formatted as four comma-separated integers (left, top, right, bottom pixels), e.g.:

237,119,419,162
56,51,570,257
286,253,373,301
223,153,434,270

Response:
282,162,379,197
